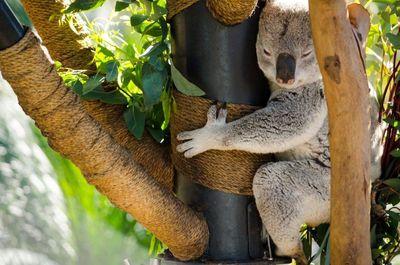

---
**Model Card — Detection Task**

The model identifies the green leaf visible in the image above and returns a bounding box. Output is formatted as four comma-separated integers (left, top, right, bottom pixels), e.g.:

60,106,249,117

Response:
105,61,119,82
152,4,167,20
141,57,167,106
311,228,330,262
70,79,84,95
159,17,168,40
82,75,105,95
143,22,162,37
161,89,171,130
140,0,152,15
170,63,205,96
373,0,397,4
123,106,146,139
383,117,400,128
383,178,400,192
72,82,128,105
388,210,400,222
140,42,167,58
115,1,130,11
387,33,400,49
147,127,164,143
324,240,330,265
390,149,400,157
131,14,148,26
64,0,106,13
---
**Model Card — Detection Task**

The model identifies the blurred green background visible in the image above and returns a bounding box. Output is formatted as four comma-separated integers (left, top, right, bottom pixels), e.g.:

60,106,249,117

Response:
0,1,152,265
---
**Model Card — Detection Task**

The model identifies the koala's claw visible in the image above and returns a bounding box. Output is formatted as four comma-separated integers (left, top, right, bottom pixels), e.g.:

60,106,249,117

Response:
206,105,227,125
177,130,196,141
176,105,228,158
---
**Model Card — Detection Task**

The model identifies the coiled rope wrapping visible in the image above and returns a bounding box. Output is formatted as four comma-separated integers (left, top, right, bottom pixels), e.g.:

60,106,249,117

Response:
171,91,272,195
167,0,259,25
0,30,209,261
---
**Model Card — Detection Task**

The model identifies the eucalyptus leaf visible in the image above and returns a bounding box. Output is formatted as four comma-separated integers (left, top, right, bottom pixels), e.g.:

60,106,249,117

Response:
324,240,330,265
383,179,400,192
373,0,397,4
131,14,148,27
142,58,167,106
390,149,400,157
64,0,106,13
105,61,119,82
147,127,164,143
170,63,205,96
140,42,168,58
115,1,131,11
143,22,162,37
387,33,400,49
123,106,146,139
159,17,168,40
73,82,128,105
388,211,400,222
82,75,105,95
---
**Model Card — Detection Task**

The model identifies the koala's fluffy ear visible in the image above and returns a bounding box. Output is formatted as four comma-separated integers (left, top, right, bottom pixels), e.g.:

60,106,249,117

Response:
347,3,371,46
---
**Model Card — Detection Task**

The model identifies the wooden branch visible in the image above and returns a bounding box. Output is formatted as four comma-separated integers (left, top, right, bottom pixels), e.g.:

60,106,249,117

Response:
309,1,372,264
0,31,208,261
20,0,174,190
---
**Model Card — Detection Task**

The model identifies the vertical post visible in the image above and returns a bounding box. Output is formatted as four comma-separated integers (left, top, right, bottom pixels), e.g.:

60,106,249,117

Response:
0,0,25,50
170,0,278,263
309,1,372,264
169,0,290,263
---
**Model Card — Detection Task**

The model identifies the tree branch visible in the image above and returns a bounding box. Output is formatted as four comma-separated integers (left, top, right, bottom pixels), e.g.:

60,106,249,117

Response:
0,31,208,261
309,1,371,264
20,0,174,189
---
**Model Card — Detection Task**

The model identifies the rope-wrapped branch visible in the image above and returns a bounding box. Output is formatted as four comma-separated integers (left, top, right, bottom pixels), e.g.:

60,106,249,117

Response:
20,0,174,190
0,31,208,261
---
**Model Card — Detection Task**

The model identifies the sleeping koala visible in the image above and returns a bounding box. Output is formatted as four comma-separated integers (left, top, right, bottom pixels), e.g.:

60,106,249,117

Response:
176,0,381,264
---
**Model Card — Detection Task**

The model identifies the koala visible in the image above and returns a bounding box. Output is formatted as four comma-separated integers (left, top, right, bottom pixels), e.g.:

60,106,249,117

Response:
176,0,381,264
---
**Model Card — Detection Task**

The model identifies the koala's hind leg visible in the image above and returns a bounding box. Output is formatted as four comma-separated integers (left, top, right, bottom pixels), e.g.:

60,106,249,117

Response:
253,160,330,264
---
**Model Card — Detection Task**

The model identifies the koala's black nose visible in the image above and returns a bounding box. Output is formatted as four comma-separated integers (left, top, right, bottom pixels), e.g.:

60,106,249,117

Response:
276,53,296,85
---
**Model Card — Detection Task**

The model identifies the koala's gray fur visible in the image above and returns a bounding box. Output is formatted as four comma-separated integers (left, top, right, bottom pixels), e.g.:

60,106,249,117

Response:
176,0,382,263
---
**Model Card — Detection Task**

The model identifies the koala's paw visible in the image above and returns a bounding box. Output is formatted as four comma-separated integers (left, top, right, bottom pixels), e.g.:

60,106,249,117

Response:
176,105,227,158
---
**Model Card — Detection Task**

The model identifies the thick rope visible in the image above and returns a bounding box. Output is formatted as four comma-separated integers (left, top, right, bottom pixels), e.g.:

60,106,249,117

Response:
206,0,259,25
167,0,258,25
21,0,174,190
167,0,198,20
0,31,208,261
171,91,272,195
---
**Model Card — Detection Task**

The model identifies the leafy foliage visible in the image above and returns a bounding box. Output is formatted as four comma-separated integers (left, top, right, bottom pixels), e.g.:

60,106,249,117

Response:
366,1,400,264
60,0,204,143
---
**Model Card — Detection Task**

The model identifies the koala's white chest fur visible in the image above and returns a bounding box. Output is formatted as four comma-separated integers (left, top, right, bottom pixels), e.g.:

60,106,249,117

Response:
273,94,330,163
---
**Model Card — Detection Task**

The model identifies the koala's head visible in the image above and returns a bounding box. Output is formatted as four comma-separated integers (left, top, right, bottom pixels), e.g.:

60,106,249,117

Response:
256,0,320,89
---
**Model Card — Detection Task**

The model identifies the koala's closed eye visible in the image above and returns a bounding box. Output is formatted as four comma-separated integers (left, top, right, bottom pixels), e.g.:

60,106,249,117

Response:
301,49,312,58
264,49,271,56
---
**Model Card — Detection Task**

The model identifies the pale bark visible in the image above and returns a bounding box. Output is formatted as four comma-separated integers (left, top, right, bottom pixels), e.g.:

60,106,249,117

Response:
309,1,372,264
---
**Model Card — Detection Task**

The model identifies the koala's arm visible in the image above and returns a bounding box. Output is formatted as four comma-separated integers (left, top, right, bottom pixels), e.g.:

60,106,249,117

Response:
177,84,327,158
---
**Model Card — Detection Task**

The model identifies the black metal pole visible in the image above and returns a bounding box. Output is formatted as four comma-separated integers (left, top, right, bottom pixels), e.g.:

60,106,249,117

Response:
169,1,289,264
0,0,26,50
